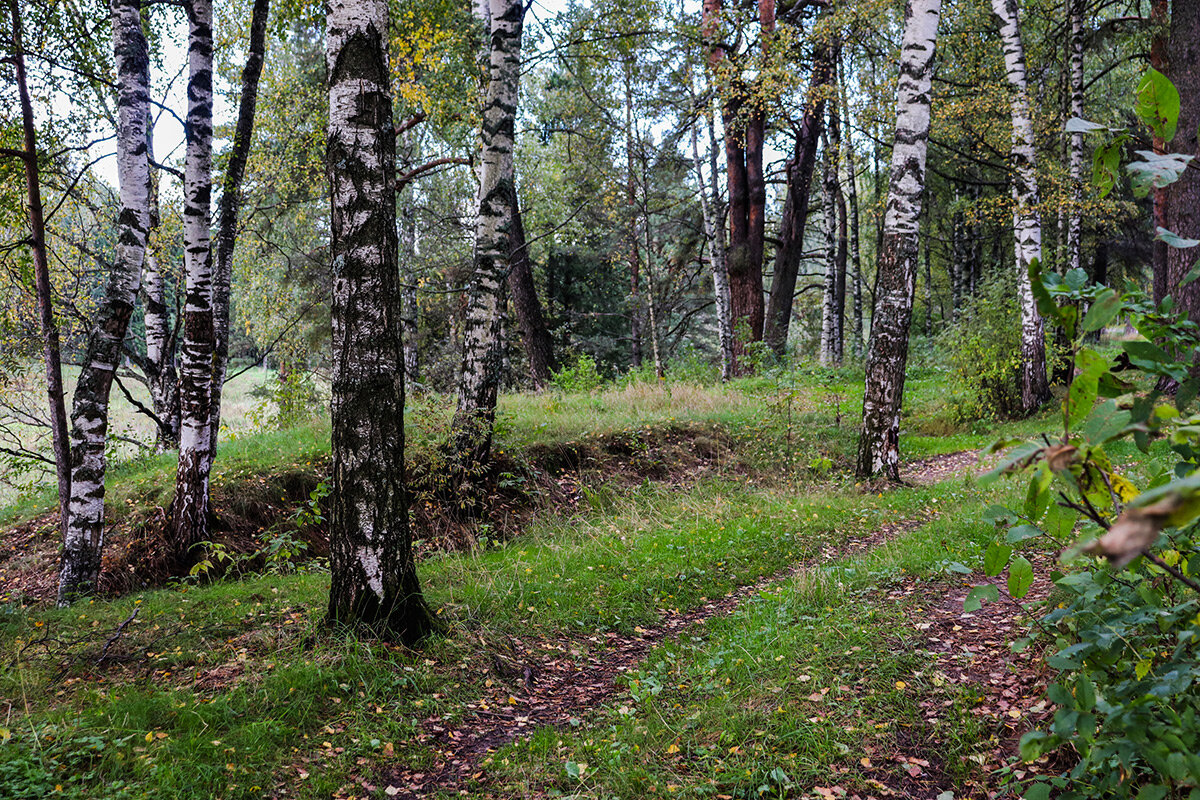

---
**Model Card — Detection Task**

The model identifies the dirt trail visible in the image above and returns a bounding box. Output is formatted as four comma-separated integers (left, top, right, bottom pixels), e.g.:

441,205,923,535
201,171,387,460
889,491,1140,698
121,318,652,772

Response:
379,452,990,799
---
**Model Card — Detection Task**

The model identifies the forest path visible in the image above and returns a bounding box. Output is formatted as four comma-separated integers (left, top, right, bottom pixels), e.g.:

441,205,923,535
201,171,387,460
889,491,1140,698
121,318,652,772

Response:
374,448,1054,800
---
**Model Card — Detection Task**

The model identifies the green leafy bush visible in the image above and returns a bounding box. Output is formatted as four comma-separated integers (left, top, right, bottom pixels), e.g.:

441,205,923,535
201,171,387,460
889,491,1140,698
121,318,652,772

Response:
552,354,604,393
937,274,1025,421
977,263,1200,799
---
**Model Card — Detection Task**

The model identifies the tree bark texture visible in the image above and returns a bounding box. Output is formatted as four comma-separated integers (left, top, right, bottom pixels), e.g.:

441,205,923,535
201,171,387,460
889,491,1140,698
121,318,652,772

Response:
58,0,151,604
992,0,1050,414
11,0,72,537
819,134,839,367
624,62,643,369
208,0,270,463
1066,0,1083,275
507,185,556,389
454,0,523,468
399,198,420,388
325,0,433,642
1164,0,1200,326
1151,0,1169,305
855,0,941,481
692,83,734,381
141,250,180,449
172,0,216,564
764,44,835,357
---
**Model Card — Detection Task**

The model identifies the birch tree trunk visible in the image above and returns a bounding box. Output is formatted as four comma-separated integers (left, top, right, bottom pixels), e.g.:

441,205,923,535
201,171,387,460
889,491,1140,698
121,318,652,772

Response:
624,62,644,369
691,79,733,381
399,199,421,387
818,135,839,367
1066,0,1083,275
992,0,1050,414
839,64,864,358
208,0,270,464
854,0,941,481
142,126,180,450
453,0,523,470
325,0,433,642
11,0,71,537
172,0,216,564
58,0,151,604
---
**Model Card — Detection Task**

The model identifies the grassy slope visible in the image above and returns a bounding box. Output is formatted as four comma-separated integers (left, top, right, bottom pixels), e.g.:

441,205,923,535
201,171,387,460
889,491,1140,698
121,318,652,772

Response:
0,365,1146,799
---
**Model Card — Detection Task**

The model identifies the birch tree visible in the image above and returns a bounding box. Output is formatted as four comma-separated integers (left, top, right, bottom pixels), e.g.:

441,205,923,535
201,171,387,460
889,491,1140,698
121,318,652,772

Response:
58,0,152,603
453,0,523,470
690,76,733,381
992,0,1049,414
325,0,434,641
172,0,216,562
855,0,941,481
1066,0,1083,275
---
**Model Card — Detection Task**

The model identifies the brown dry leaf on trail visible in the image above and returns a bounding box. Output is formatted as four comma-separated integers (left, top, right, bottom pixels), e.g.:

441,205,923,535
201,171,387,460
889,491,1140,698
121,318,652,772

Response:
1082,497,1178,567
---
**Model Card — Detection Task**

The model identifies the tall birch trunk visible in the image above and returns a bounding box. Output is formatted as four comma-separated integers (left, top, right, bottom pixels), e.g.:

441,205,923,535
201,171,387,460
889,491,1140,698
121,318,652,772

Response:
992,0,1050,414
624,62,643,369
691,79,733,381
208,0,270,463
453,0,523,469
839,60,864,358
11,0,71,536
854,0,941,481
143,127,180,450
1066,0,1083,275
325,0,433,642
399,199,420,387
58,0,151,603
818,134,839,367
172,0,216,564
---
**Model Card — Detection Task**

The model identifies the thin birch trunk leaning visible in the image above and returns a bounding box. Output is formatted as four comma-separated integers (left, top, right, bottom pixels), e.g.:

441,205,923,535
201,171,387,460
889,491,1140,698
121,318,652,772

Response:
172,0,216,566
1066,0,1083,275
208,0,270,464
143,129,180,450
924,238,933,336
818,135,839,367
855,0,941,481
991,0,1050,414
58,0,152,604
507,185,556,389
839,60,864,358
764,43,835,357
399,200,420,388
700,0,732,376
691,84,733,381
325,0,433,642
453,0,523,470
11,0,71,536
640,136,664,380
624,63,643,369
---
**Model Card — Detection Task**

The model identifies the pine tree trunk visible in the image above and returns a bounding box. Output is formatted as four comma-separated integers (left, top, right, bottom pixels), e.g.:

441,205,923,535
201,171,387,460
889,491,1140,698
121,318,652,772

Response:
58,0,152,604
172,0,216,565
454,0,523,469
764,44,835,356
855,0,941,481
1164,0,1200,327
325,0,433,642
1151,0,1169,305
507,185,556,389
992,0,1050,414
208,0,270,464
11,1,71,538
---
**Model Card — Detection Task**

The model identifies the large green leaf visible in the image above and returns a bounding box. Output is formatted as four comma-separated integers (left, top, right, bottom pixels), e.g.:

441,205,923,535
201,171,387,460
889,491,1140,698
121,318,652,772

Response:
964,584,999,612
1080,289,1121,333
1008,556,1034,599
1127,151,1193,197
1135,67,1181,143
984,542,1014,577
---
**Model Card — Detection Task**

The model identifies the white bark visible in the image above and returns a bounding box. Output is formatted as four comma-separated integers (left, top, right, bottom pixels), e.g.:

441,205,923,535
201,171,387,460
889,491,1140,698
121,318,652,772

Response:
1067,0,1084,275
58,0,151,604
173,0,216,558
454,0,523,467
819,137,839,366
992,0,1050,412
690,85,733,381
855,0,941,480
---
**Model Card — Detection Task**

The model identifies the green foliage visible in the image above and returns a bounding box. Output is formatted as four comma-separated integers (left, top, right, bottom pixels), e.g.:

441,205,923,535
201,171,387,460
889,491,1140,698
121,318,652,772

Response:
978,265,1200,798
551,354,604,394
249,370,323,431
937,274,1025,421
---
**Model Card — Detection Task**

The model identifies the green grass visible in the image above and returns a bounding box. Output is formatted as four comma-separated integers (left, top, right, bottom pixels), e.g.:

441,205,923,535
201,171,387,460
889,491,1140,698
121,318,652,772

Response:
1,359,1169,799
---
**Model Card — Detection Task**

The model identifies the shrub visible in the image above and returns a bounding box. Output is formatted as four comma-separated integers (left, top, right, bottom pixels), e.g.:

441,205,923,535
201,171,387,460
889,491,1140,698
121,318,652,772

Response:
937,273,1025,420
551,354,604,393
